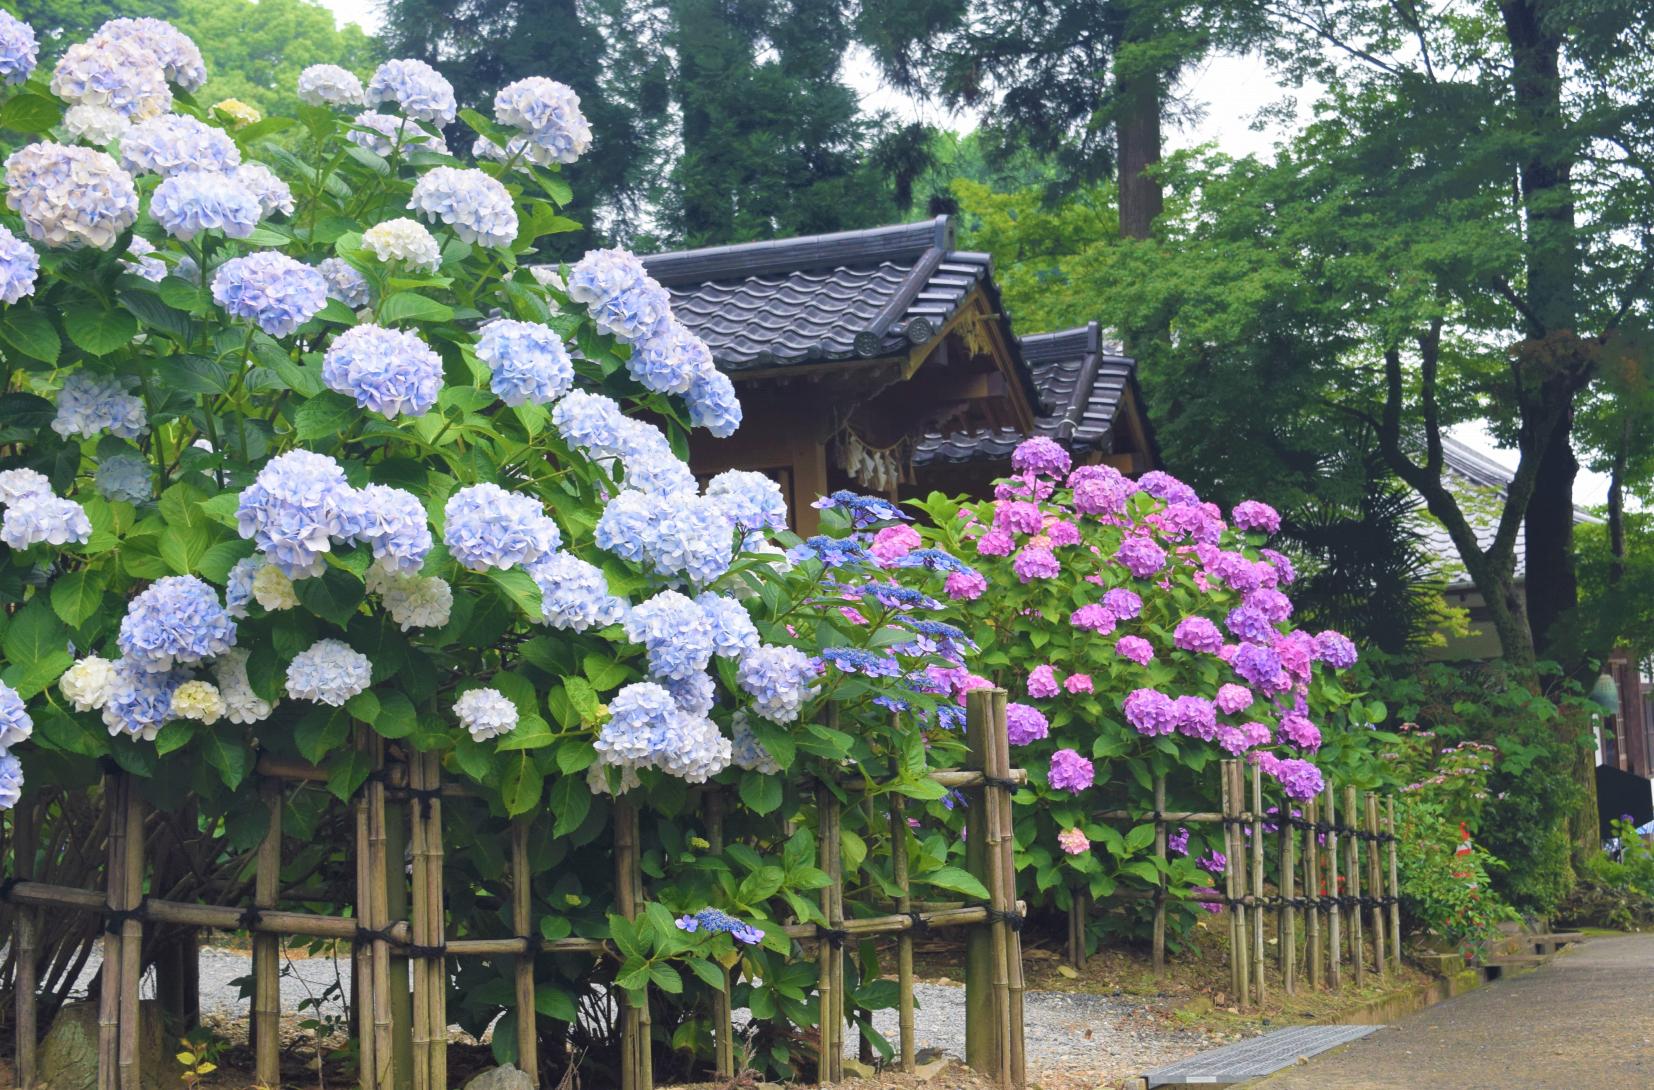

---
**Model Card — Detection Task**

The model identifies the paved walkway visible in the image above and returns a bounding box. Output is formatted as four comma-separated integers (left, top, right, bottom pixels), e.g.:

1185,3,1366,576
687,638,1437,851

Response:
1248,933,1654,1089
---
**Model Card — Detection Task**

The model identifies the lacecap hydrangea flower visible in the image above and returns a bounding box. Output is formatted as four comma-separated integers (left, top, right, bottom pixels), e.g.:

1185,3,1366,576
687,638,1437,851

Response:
318,257,371,308
1,493,91,549
0,226,38,303
455,688,518,742
119,114,240,177
233,163,294,217
94,17,207,91
736,644,816,724
322,324,443,418
285,639,372,706
117,575,237,672
476,319,574,406
348,112,449,157
408,167,518,248
493,76,592,164
0,11,38,84
366,563,453,631
368,58,457,125
50,37,171,121
151,170,261,242
443,483,561,572
235,449,356,578
298,63,366,107
4,143,139,250
676,908,764,945
362,217,442,272
212,252,328,337
340,485,432,573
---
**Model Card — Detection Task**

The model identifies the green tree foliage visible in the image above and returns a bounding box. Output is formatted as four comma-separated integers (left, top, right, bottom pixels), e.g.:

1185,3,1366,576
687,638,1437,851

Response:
176,0,378,117
8,1,173,47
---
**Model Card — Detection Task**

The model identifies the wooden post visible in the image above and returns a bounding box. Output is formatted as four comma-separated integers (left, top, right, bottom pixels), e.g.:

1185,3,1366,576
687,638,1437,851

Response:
1304,798,1322,990
1366,794,1387,982
1152,775,1167,975
118,782,146,1090
355,736,378,1089
963,689,1004,1082
252,781,283,1087
386,775,413,1090
1223,761,1249,1010
510,818,540,1086
1249,764,1265,1008
15,797,40,1090
98,774,126,1090
1281,800,1296,994
615,797,650,1090
889,792,916,1073
367,737,397,1090
815,781,844,1084
1344,787,1365,987
408,751,446,1090
1386,797,1403,973
704,792,735,1080
1324,787,1342,990
988,691,1026,1089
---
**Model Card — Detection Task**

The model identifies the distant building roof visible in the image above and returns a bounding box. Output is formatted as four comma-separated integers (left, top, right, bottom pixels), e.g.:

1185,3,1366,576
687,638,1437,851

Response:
912,322,1145,465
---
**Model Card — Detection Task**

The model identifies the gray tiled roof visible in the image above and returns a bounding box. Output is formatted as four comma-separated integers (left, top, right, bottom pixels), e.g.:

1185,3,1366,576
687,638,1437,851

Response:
641,217,999,370
912,322,1138,465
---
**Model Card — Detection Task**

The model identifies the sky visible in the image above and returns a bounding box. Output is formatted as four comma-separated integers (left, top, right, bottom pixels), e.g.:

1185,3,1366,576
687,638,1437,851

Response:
312,0,1610,506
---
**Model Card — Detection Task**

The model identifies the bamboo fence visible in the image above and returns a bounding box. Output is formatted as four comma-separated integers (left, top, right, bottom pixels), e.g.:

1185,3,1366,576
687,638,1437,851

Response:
3,689,1030,1090
1080,761,1405,1007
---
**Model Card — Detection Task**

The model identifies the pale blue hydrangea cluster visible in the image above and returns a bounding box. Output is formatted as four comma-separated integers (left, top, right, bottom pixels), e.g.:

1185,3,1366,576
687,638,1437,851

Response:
233,163,295,217
151,169,260,241
567,248,672,343
615,419,697,494
235,449,356,577
225,556,259,618
1,493,92,548
367,58,457,125
53,371,147,440
595,681,731,784
455,687,518,742
211,252,328,337
0,226,39,303
623,590,715,680
318,258,371,308
686,366,742,438
529,552,628,631
552,390,626,453
322,324,444,418
4,143,139,249
493,76,592,165
0,468,49,504
297,63,366,107
117,575,237,672
94,17,207,91
627,319,711,396
118,114,240,177
706,470,787,534
339,484,433,573
0,11,37,84
595,489,734,585
730,711,781,773
736,644,818,723
0,753,20,810
0,680,33,749
102,659,184,739
664,671,716,716
94,453,152,504
50,37,171,121
285,638,372,706
121,236,165,281
443,483,561,572
348,112,449,157
408,167,518,248
475,319,575,406
697,592,760,658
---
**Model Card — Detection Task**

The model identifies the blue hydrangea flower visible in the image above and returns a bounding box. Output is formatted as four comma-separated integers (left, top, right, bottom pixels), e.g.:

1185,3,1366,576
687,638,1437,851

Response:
443,483,561,572
0,752,21,810
285,638,372,706
791,536,872,567
493,76,591,164
624,590,716,681
233,162,295,217
101,660,185,740
567,247,647,305
628,320,712,395
736,644,817,724
553,389,627,455
0,679,33,749
236,449,356,578
118,113,240,177
211,252,328,337
476,319,574,407
895,548,973,574
812,490,909,528
318,257,371,308
120,236,165,281
322,323,443,418
0,11,38,85
92,18,207,91
298,64,366,107
0,225,38,303
730,712,781,773
339,484,432,573
455,687,518,741
528,552,628,631
597,681,677,767
151,169,261,241
367,58,457,125
53,371,146,440
117,575,237,672
4,143,139,250
662,671,716,717
706,470,786,533
408,167,518,248
593,491,656,565
616,419,697,495
348,111,449,157
225,555,259,618
636,493,735,585
50,37,171,122
819,647,902,678
1,493,91,548
566,248,671,344
676,908,764,945
95,452,152,504
696,592,760,659
0,468,50,504
685,366,741,437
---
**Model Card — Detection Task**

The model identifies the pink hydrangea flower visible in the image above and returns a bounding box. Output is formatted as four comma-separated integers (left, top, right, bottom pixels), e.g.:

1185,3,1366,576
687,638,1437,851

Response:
839,606,868,625
1124,688,1177,736
1215,725,1249,754
1173,695,1217,741
1048,747,1095,793
870,524,921,564
994,500,1044,535
1240,722,1273,748
945,570,988,600
975,528,1014,557
1275,630,1315,679
1279,713,1322,751
1173,616,1224,654
1232,500,1281,533
1215,684,1255,714
1116,635,1155,665
1070,604,1117,634
1045,519,1081,547
1115,535,1167,578
1027,664,1060,698
1013,546,1060,581
1058,827,1091,856
1064,673,1093,694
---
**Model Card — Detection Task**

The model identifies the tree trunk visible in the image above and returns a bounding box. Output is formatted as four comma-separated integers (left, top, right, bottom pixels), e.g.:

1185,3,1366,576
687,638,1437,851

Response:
1116,69,1162,242
1523,406,1579,667
671,0,741,244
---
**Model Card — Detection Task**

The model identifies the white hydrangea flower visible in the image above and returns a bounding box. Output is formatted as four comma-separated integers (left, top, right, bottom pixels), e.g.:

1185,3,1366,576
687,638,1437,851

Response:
212,649,275,724
586,760,641,797
366,561,453,631
251,563,299,611
297,63,366,107
0,467,51,504
454,687,518,742
285,638,372,706
169,680,225,725
362,217,441,272
60,655,119,712
62,104,129,146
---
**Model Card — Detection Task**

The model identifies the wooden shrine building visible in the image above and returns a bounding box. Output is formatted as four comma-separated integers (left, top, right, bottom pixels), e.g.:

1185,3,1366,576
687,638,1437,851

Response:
643,217,1158,532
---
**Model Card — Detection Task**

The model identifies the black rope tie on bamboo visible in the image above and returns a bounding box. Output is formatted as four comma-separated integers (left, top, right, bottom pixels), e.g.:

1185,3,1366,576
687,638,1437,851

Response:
516,935,540,953
404,784,441,818
354,924,400,948
405,943,446,960
239,905,263,932
986,908,1024,932
906,911,929,936
981,774,1018,792
103,898,148,934
0,876,18,902
815,923,850,947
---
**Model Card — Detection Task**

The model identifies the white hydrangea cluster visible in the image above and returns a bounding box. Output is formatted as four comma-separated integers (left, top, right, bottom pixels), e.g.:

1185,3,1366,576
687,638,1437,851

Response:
298,63,366,107
407,167,519,248
62,104,128,146
251,564,299,611
493,76,592,165
212,649,275,725
455,687,518,742
362,217,442,271
59,655,119,712
365,562,453,631
169,680,225,725
285,639,373,706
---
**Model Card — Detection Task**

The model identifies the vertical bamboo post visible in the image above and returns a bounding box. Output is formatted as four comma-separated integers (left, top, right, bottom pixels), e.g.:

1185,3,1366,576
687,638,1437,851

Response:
1152,775,1167,975
1249,764,1265,1008
510,818,540,1086
704,792,735,1080
1324,787,1342,990
386,773,413,1090
990,690,1026,1089
117,782,146,1090
889,792,916,1073
962,689,1002,1080
1281,802,1296,994
408,752,435,1090
253,781,283,1087
368,737,397,1090
15,797,40,1090
1366,794,1387,982
426,752,448,1090
1344,786,1365,987
1387,797,1403,972
615,797,650,1090
1223,761,1249,1010
98,775,126,1090
1304,798,1322,990
815,781,844,1083
354,734,379,1089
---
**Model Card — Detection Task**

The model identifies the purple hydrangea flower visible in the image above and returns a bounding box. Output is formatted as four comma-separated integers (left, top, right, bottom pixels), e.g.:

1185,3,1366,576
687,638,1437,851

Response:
1168,827,1190,855
994,500,1044,535
1123,688,1177,736
1013,545,1060,581
1231,643,1285,690
1010,436,1071,479
946,570,987,599
1137,470,1199,506
1224,604,1276,645
1102,588,1142,619
1047,747,1094,793
1215,684,1255,715
1173,695,1218,741
1115,535,1166,578
1278,713,1322,751
1069,464,1134,515
1116,635,1155,666
1026,664,1059,698
1312,630,1359,669
1198,850,1227,876
1270,757,1325,800
1231,500,1281,533
1174,616,1225,654
1005,702,1049,746
1070,604,1116,634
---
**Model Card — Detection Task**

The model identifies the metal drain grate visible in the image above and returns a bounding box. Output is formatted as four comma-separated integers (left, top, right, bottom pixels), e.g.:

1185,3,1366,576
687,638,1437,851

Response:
1141,1024,1382,1086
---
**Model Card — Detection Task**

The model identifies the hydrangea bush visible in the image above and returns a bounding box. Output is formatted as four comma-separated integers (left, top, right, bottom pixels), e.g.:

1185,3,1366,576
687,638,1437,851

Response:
912,439,1384,946
0,17,977,1078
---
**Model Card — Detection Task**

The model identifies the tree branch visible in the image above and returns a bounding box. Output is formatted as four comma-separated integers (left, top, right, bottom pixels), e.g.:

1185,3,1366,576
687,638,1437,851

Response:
1491,275,1546,334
